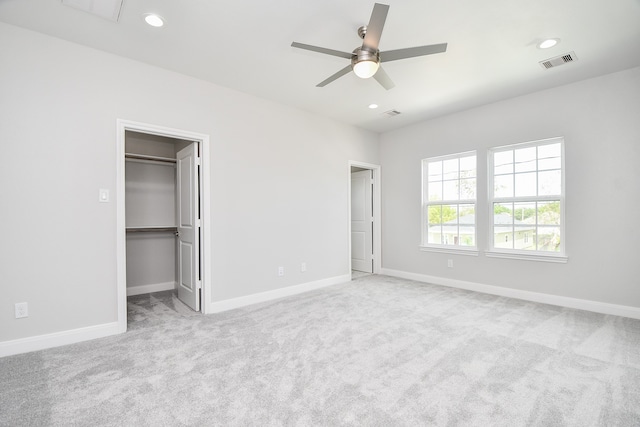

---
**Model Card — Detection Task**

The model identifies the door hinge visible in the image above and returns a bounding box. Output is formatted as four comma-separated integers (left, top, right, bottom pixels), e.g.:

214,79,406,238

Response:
196,219,202,227
195,157,201,166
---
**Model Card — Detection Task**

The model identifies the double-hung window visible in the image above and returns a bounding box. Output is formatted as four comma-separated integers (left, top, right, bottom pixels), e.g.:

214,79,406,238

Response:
488,137,566,261
421,152,477,252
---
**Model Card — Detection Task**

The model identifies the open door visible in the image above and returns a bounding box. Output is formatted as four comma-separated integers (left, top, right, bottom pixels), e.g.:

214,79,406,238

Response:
351,169,373,273
176,143,200,311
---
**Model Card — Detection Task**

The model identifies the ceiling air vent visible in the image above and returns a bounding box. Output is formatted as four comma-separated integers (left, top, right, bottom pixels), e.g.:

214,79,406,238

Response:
540,51,578,69
383,109,401,118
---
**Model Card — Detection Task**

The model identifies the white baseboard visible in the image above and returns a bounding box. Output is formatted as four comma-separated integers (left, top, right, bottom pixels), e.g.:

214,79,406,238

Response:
208,274,351,313
127,281,176,296
0,321,122,358
380,268,640,320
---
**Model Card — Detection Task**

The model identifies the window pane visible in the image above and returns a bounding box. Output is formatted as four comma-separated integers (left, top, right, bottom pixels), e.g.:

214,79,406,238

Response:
428,224,442,244
494,174,513,198
443,180,458,200
514,172,536,197
515,147,536,172
538,201,561,225
513,202,535,223
428,161,442,182
428,181,442,201
494,150,513,175
494,203,513,224
538,143,561,160
443,204,458,224
536,226,561,252
494,227,513,249
460,156,476,178
442,159,459,180
538,143,561,170
428,205,442,225
460,226,475,246
514,226,535,250
460,178,476,199
459,204,475,224
538,156,561,171
538,170,561,195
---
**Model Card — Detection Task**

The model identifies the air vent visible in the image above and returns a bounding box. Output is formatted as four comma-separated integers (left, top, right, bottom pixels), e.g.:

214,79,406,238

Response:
540,51,578,69
383,109,401,118
61,0,125,22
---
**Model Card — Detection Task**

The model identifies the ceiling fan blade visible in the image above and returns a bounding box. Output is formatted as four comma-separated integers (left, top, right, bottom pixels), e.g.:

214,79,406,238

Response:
380,43,448,62
362,3,389,50
316,65,353,87
291,42,353,60
373,66,395,90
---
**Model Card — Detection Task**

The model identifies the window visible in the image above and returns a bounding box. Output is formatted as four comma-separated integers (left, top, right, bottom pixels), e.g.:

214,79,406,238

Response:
488,137,565,260
422,152,477,252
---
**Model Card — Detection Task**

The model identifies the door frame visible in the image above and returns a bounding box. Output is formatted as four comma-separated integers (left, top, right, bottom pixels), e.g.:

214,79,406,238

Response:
115,119,212,333
348,161,381,275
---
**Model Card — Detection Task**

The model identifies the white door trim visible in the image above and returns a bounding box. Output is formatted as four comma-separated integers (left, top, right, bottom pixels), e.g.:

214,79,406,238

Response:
348,161,381,275
116,119,213,334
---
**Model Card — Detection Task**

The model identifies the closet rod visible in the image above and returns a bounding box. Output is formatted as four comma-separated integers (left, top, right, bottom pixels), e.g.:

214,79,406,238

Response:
126,227,178,233
124,153,177,164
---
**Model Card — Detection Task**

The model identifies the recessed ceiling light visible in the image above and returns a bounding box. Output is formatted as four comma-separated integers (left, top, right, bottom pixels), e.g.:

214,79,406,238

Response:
144,14,164,27
538,38,559,49
368,104,379,109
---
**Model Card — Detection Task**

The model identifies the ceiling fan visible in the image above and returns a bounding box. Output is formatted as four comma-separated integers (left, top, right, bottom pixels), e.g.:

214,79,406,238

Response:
291,3,447,90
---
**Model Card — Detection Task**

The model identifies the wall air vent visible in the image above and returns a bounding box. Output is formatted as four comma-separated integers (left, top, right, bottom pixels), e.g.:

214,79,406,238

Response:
540,51,578,69
383,109,401,118
61,0,125,22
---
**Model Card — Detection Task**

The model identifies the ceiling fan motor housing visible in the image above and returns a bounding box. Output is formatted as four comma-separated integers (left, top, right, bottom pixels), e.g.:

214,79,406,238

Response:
352,46,380,66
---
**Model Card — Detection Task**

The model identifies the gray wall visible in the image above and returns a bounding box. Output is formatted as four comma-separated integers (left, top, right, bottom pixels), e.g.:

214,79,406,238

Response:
0,23,379,342
380,66,640,307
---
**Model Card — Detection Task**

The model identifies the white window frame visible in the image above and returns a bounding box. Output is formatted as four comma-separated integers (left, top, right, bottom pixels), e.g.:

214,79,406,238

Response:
420,151,478,256
487,137,567,263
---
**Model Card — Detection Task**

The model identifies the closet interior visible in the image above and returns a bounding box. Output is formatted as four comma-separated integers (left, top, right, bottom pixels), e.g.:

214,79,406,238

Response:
124,130,194,298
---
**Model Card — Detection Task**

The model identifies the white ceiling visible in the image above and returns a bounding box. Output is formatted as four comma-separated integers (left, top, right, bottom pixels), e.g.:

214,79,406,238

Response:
2,0,640,133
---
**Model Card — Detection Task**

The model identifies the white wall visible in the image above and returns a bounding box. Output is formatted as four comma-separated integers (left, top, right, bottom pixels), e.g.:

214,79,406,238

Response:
0,22,379,343
380,66,640,308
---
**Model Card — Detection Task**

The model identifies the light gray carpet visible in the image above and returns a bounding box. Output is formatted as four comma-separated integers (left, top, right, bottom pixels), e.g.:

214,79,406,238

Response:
1,275,640,426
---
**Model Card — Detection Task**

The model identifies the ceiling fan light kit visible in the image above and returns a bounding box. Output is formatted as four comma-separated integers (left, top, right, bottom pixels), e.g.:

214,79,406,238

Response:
352,48,380,78
291,3,447,90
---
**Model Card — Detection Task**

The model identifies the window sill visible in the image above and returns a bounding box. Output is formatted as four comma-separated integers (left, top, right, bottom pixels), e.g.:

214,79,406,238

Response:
419,245,479,256
485,250,568,263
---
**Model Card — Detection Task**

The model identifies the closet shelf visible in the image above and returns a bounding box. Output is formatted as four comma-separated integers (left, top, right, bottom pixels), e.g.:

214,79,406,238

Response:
126,226,178,233
125,153,176,164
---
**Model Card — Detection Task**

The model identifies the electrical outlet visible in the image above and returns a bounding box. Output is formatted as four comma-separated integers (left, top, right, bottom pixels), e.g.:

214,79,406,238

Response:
278,266,284,277
447,259,453,268
301,262,307,272
15,302,28,319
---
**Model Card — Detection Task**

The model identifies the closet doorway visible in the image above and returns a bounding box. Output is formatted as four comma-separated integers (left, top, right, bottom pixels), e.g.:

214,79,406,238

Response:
116,120,211,333
348,161,381,279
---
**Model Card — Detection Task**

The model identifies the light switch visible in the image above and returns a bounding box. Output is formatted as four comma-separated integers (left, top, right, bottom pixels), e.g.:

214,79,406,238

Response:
99,189,110,203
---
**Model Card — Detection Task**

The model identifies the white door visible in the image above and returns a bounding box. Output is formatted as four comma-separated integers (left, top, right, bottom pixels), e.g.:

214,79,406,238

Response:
176,143,200,311
351,170,373,273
